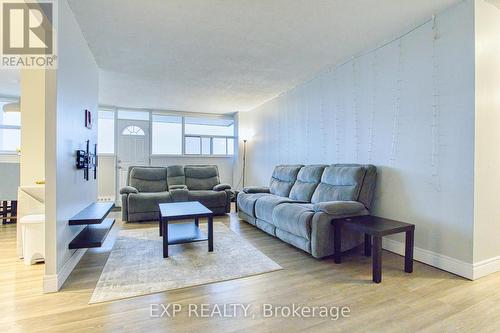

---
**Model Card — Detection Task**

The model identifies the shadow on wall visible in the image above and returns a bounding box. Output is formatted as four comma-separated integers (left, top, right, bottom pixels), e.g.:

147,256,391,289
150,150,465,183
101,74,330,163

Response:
371,166,409,217
371,165,472,264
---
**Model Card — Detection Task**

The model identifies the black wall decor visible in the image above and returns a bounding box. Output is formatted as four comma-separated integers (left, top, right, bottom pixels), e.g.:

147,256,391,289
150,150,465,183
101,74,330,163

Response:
76,140,98,181
85,109,93,129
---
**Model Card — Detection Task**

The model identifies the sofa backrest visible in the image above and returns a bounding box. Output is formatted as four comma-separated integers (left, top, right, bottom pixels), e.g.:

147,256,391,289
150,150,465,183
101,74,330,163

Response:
311,164,377,208
128,166,168,192
333,163,377,209
269,165,303,197
288,165,326,202
184,165,220,190
166,165,185,188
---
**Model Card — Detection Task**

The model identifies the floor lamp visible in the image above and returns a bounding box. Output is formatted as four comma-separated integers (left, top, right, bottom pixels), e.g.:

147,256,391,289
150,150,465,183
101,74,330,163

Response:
242,139,247,188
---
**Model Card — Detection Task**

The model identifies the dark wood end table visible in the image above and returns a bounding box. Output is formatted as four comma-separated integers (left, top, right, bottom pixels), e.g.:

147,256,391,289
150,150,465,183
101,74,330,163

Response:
158,201,214,258
332,215,415,283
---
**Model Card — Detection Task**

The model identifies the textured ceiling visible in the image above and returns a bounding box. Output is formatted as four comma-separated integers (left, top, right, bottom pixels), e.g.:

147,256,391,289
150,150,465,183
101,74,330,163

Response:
2,1,462,113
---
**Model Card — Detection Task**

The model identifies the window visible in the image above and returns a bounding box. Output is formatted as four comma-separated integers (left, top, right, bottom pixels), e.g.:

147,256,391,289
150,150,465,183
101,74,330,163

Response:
122,125,145,136
212,137,227,155
185,136,201,154
152,114,182,155
98,110,115,154
185,117,234,136
182,117,235,156
0,102,21,153
149,113,235,156
201,137,211,155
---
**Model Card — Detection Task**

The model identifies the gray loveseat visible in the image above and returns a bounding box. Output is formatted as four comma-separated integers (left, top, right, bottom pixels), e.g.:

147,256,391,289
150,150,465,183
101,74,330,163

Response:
237,164,377,258
120,165,232,222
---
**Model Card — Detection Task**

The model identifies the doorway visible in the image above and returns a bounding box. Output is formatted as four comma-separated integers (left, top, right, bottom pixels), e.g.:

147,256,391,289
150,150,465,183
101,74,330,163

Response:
116,114,151,204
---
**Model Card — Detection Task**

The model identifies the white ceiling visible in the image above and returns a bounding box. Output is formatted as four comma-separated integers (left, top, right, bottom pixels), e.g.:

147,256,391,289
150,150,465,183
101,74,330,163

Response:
1,0,462,113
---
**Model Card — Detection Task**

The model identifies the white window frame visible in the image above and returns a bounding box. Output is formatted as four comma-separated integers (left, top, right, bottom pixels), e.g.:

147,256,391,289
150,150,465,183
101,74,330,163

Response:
0,97,21,157
151,111,235,158
184,135,234,156
97,107,235,158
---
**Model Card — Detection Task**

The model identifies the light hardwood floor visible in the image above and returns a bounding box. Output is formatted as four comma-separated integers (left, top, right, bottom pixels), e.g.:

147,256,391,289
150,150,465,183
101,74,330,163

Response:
2,209,500,333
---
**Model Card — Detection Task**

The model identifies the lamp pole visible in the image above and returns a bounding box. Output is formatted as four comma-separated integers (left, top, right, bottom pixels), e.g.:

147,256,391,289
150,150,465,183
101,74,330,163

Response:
242,139,247,188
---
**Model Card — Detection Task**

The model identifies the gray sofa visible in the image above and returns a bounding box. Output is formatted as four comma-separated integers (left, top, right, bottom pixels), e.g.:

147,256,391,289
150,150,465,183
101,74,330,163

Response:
237,164,377,258
120,165,232,222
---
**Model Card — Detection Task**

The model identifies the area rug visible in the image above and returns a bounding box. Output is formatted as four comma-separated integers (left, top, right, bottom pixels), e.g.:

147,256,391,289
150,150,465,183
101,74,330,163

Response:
89,222,282,304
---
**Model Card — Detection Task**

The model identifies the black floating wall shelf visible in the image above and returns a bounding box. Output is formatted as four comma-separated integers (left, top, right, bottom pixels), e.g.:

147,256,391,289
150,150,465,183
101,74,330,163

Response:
68,202,115,249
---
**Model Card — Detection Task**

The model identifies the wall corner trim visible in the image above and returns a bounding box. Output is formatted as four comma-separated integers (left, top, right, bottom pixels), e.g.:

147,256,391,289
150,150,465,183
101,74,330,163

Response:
43,248,87,293
382,238,474,280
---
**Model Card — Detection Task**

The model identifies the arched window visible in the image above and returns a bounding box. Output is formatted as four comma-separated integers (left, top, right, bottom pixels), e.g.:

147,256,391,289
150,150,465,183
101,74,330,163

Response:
122,125,145,136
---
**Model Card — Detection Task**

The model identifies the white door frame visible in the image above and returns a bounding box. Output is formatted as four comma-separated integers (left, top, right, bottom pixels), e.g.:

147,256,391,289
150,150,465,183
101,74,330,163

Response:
115,113,151,205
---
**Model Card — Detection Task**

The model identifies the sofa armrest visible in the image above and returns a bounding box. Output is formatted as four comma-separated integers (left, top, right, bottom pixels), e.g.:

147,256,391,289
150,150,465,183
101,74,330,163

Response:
313,201,366,216
213,183,231,191
119,186,138,195
243,186,270,194
169,184,188,190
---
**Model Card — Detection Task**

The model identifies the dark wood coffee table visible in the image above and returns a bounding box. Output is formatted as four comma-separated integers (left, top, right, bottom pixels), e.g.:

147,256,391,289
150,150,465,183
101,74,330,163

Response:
158,201,214,258
332,215,415,283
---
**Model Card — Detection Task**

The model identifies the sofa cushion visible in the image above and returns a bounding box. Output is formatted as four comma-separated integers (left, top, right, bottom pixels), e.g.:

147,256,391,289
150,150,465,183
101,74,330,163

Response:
254,195,300,223
311,165,366,204
275,228,310,254
187,190,227,208
255,219,276,236
269,165,303,197
237,192,271,218
167,165,185,188
272,203,314,240
289,165,326,202
128,191,171,213
185,165,220,190
129,167,168,192
238,210,257,226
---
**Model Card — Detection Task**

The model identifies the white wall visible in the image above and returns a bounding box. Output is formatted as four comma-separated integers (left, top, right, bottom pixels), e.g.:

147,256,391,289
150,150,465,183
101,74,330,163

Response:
20,69,48,186
473,0,500,269
44,0,99,292
239,0,476,274
151,156,234,185
97,155,116,201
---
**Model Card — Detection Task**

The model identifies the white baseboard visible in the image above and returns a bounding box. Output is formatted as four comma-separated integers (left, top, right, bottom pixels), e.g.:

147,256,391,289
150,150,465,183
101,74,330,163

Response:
473,255,500,280
381,238,474,280
43,248,87,293
43,273,58,293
